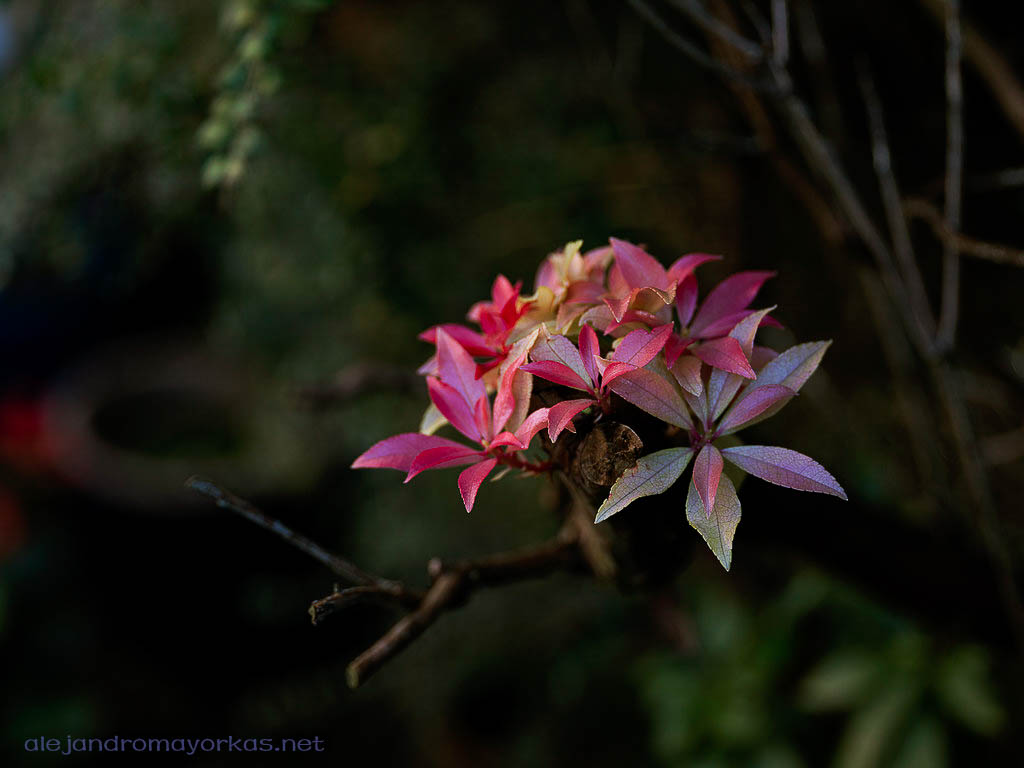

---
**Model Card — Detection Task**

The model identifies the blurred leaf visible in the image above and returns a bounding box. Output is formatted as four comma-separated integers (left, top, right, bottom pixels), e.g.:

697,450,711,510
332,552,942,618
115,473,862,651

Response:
934,646,1005,736
834,684,916,768
893,717,948,768
799,651,878,711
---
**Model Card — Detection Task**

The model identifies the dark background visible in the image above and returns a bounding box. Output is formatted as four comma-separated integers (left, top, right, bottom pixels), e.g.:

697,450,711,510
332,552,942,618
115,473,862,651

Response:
1,1,1022,765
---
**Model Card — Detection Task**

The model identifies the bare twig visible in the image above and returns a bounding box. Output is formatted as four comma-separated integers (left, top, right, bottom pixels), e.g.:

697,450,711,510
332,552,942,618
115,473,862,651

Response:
344,531,581,687
937,0,964,353
858,68,937,351
770,0,788,67
666,0,763,60
626,0,769,88
904,197,1024,267
918,0,1024,143
185,476,411,598
309,585,417,625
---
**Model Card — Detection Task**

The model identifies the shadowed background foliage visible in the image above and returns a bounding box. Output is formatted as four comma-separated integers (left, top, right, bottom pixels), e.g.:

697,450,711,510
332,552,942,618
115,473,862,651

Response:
1,0,1022,765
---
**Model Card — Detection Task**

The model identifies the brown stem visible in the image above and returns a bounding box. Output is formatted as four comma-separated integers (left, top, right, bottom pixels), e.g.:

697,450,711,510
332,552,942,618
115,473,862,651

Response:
343,531,581,687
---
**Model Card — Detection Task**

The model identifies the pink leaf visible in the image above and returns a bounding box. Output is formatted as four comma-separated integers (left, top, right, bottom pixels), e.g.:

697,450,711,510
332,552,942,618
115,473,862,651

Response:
435,328,487,410
599,360,638,389
663,333,694,368
690,270,775,336
513,407,551,448
493,351,528,434
722,445,847,499
547,398,596,441
717,384,795,434
727,306,776,357
675,274,699,328
667,252,721,284
577,324,602,388
603,287,674,322
473,396,492,443
405,445,486,482
531,332,591,385
459,458,499,512
691,337,756,378
670,355,703,396
693,444,724,520
427,377,481,441
351,433,471,472
610,237,669,291
612,324,673,369
418,324,493,357
750,345,779,371
748,341,830,394
608,367,693,429
520,361,592,392
488,431,525,450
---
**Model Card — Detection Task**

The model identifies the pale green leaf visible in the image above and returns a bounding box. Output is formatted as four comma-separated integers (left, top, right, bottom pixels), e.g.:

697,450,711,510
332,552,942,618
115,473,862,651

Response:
685,473,741,570
596,447,693,523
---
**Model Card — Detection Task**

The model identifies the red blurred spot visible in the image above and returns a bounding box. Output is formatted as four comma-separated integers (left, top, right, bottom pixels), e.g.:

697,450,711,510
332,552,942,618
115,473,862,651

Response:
0,397,52,472
0,485,26,561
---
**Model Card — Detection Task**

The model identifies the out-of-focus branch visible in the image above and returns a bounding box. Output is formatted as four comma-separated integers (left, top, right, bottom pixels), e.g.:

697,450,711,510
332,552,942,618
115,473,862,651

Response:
185,476,417,602
858,68,937,348
918,0,1024,143
937,0,963,353
904,197,1024,267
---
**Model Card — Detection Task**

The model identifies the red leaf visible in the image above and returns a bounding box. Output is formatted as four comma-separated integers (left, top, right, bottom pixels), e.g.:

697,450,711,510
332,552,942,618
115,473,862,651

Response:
691,337,755,378
513,407,551,448
690,270,775,336
427,377,481,441
599,360,638,389
531,332,591,385
693,444,724,519
520,361,592,392
663,333,694,368
675,274,699,328
578,324,602,388
419,324,493,357
493,351,528,434
405,445,486,482
612,324,673,368
610,238,670,291
435,328,487,409
473,396,492,443
459,458,499,512
717,384,795,434
547,398,596,441
351,433,471,472
667,252,721,284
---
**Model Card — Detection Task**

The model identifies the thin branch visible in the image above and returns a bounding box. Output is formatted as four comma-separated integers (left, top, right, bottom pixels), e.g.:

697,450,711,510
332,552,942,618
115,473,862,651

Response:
771,0,788,67
904,197,1024,267
625,0,769,88
344,531,581,687
918,0,1024,143
666,0,763,60
185,476,411,599
310,586,417,625
937,0,963,353
858,68,937,350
